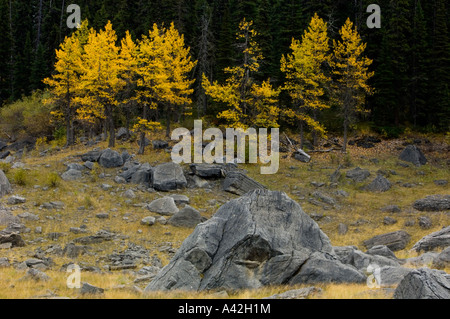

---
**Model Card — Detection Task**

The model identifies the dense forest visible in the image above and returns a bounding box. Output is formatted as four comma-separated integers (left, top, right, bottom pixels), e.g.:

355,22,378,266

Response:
0,0,449,140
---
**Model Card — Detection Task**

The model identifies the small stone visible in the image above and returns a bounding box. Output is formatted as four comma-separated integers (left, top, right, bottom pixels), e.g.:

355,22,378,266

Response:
7,195,26,205
383,217,397,225
418,216,432,229
338,223,348,235
80,282,104,295
123,189,136,199
35,227,42,234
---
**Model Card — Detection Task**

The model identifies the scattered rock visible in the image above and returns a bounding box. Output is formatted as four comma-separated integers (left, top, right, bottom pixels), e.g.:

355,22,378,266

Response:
264,287,322,299
418,216,432,229
346,167,370,183
399,145,427,167
413,195,450,212
74,229,117,245
381,205,401,214
405,252,439,267
140,216,156,226
169,194,190,205
394,268,450,299
312,191,336,206
81,149,103,162
96,213,109,219
383,217,397,225
168,205,203,228
7,195,26,205
363,230,411,252
338,223,348,235
0,170,12,198
222,171,266,196
0,232,25,248
432,247,450,269
123,189,136,199
98,148,124,168
147,197,179,216
329,167,341,183
22,268,51,282
18,212,39,221
116,127,129,140
0,210,20,226
363,175,391,192
293,150,311,163
152,140,169,149
61,169,82,181
190,164,226,179
334,246,400,271
378,266,414,287
152,162,187,191
434,180,448,187
63,243,87,259
411,226,450,252
80,282,104,295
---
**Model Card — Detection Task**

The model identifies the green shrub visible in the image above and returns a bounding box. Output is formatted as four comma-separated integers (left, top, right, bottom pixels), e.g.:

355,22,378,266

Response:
13,168,28,186
46,172,60,188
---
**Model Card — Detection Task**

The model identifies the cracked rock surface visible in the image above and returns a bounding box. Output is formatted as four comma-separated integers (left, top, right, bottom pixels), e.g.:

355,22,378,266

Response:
145,189,365,292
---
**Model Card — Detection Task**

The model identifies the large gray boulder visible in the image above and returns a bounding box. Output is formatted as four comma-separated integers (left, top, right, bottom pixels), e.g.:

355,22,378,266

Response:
61,169,83,181
363,230,411,252
394,268,450,299
413,195,450,212
334,246,400,271
0,210,20,226
399,145,427,167
0,170,12,198
98,149,124,168
411,226,450,252
145,190,364,292
432,247,450,269
147,197,179,216
378,266,414,287
152,162,187,191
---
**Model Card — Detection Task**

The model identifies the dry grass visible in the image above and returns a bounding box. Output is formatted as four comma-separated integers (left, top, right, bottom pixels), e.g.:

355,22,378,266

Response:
0,134,448,299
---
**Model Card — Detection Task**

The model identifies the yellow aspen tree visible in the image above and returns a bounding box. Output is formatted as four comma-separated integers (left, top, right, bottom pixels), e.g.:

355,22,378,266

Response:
331,18,374,152
137,22,196,138
202,19,280,129
78,21,125,147
118,30,139,141
43,22,87,146
280,13,331,148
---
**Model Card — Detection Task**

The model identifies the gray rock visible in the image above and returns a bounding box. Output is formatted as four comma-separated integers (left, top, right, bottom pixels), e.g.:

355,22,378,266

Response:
130,169,152,186
329,167,342,183
147,197,179,216
411,226,450,252
0,210,20,226
363,230,411,252
381,205,401,213
98,148,124,168
418,216,432,229
333,246,400,271
394,268,450,299
116,127,129,140
378,266,414,287
80,282,104,295
61,169,82,181
434,180,448,186
96,213,109,219
74,229,117,245
145,190,364,292
152,140,169,149
168,205,203,228
23,268,51,282
0,170,12,198
413,195,450,212
363,175,391,192
399,145,427,167
312,191,336,206
0,232,25,248
169,194,190,205
63,243,87,259
338,223,348,235
81,149,103,162
66,163,85,171
383,216,397,225
264,287,322,299
366,245,399,261
293,151,311,163
84,161,94,170
432,247,450,269
7,195,26,205
288,252,366,285
190,164,226,179
123,189,136,199
114,176,126,184
405,252,439,267
18,212,39,221
152,162,187,191
222,171,266,196
141,216,156,226
0,257,10,267
346,167,370,183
